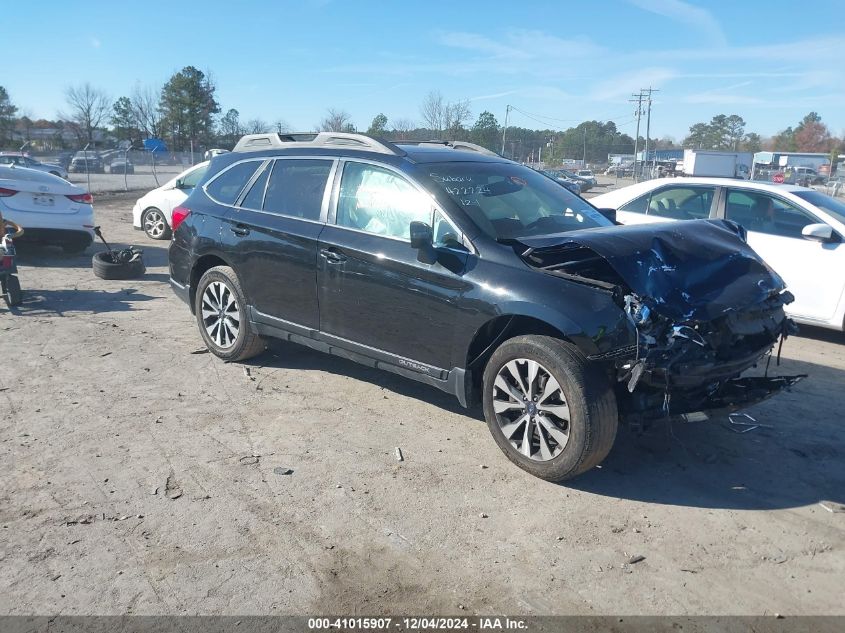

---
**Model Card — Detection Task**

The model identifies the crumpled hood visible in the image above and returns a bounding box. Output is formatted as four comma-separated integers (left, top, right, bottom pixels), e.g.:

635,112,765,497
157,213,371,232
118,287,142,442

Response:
519,219,786,322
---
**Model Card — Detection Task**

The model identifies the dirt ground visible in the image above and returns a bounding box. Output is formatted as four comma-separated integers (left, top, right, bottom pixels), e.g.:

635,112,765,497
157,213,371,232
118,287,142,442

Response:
0,187,843,616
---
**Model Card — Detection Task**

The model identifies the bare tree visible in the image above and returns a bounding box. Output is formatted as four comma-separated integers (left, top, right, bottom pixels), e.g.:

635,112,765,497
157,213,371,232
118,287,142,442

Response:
245,118,271,134
391,118,415,140
444,99,472,140
420,90,445,135
319,108,354,132
61,83,111,146
130,84,164,139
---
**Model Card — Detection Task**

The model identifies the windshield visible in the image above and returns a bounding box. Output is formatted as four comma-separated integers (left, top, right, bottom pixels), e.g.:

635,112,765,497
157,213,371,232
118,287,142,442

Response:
420,161,611,240
794,190,845,225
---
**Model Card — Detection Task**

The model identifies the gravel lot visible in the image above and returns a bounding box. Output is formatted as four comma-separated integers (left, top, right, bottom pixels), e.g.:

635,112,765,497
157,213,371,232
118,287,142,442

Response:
1,187,843,616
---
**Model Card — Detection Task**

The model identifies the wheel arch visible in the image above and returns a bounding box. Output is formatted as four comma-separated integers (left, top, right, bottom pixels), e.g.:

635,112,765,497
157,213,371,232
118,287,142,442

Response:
189,253,236,314
463,313,592,405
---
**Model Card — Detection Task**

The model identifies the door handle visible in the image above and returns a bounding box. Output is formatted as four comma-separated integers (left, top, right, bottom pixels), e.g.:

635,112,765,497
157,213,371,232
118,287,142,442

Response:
230,224,250,237
319,248,347,263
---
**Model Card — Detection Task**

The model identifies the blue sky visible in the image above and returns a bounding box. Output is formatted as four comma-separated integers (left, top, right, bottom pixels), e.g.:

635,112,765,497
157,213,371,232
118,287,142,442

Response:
4,0,844,140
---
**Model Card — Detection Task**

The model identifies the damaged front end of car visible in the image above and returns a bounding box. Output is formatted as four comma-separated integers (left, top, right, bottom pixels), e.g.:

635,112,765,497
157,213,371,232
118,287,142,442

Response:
518,219,806,427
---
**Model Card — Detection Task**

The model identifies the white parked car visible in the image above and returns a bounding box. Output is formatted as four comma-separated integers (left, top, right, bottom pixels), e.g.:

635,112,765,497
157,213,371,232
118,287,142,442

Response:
0,152,68,179
132,161,209,240
591,177,845,331
0,165,95,253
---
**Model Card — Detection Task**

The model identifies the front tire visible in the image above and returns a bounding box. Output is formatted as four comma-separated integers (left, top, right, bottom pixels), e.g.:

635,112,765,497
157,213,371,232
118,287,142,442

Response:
194,266,266,362
482,335,618,482
142,208,171,240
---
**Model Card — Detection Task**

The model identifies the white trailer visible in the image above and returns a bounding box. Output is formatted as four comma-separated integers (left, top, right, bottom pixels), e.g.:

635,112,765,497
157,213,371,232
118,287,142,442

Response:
681,149,752,178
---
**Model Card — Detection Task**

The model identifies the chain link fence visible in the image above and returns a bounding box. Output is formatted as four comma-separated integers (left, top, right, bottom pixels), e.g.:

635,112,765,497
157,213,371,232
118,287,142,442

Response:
22,146,208,193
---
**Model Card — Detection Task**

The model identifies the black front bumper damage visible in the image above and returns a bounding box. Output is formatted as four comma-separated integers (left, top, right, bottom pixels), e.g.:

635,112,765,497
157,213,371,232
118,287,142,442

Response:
612,290,803,424
622,374,805,423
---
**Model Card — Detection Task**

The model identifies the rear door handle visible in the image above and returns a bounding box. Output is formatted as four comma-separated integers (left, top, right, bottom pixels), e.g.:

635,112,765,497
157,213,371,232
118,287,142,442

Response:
320,248,347,263
230,224,250,237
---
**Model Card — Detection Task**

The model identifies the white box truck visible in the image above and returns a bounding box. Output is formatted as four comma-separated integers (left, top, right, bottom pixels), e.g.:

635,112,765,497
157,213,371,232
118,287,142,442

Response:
681,149,752,178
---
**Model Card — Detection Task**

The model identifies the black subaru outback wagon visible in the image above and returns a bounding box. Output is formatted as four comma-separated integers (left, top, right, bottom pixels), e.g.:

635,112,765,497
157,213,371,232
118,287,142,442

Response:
169,132,801,482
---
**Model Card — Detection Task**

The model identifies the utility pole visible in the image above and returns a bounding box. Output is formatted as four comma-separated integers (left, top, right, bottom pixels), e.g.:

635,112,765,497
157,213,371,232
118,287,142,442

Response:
501,105,511,156
630,91,644,180
643,87,659,179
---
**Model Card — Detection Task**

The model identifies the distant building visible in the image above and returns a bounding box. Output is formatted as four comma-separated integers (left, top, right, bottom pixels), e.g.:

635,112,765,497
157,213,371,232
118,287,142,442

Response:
753,151,830,171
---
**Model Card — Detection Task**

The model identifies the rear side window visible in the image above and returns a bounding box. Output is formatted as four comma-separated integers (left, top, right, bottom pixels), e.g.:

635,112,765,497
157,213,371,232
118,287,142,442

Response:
239,162,271,210
262,159,332,221
619,193,649,214
205,161,262,205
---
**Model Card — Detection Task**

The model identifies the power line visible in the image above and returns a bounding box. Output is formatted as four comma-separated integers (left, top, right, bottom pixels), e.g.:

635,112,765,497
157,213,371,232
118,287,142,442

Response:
508,105,634,130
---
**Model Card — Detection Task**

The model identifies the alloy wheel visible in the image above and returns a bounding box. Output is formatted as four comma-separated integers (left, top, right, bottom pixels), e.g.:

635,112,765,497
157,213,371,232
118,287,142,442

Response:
201,281,240,349
143,210,167,239
491,358,571,461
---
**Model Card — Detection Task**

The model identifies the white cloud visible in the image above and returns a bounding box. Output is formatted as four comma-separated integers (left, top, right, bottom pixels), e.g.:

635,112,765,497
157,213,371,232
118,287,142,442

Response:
434,31,530,60
590,67,677,101
629,0,727,46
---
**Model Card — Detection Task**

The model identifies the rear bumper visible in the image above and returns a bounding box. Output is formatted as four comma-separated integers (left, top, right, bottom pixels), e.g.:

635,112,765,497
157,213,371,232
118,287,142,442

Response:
170,277,190,306
15,228,93,247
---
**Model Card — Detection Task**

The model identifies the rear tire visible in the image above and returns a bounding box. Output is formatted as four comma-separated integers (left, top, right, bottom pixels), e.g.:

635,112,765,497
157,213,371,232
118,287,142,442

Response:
482,335,618,482
194,266,266,362
3,275,22,307
142,208,171,240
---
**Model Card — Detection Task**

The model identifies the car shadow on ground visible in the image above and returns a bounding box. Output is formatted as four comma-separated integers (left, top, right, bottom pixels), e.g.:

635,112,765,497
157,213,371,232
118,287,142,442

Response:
794,324,845,345
569,355,845,510
4,287,159,316
250,339,483,420
13,242,169,269
255,341,842,511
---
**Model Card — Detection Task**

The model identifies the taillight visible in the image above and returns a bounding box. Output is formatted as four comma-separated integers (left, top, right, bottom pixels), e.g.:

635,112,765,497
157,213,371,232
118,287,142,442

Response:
171,206,191,231
0,187,17,197
66,192,94,204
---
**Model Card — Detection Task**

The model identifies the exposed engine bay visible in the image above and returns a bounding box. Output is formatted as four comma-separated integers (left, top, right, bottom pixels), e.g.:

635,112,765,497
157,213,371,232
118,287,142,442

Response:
516,219,806,425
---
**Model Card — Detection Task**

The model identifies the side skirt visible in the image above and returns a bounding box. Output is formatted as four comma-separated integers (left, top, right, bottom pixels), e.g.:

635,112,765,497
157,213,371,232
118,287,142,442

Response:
249,307,470,407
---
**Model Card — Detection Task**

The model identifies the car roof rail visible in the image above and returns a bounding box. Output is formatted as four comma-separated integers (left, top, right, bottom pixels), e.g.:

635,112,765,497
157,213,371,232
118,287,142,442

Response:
397,139,501,157
232,132,406,156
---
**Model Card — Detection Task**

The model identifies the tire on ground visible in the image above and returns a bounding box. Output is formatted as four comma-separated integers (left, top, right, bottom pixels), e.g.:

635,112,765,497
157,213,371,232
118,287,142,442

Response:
92,251,146,280
482,335,618,482
194,265,266,362
3,275,22,307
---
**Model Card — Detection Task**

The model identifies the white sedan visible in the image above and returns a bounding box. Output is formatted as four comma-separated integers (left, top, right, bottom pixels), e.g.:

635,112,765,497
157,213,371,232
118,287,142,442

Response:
0,165,95,253
591,177,845,331
132,161,208,240
0,152,68,179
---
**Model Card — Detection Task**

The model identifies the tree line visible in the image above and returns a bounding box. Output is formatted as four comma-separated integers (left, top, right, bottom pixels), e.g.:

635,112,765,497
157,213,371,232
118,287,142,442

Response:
1,73,843,164
680,112,842,155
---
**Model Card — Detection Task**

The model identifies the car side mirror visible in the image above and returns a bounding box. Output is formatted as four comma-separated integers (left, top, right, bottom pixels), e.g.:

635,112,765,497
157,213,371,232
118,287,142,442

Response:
597,207,617,224
801,223,835,243
174,179,185,190
409,221,433,250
